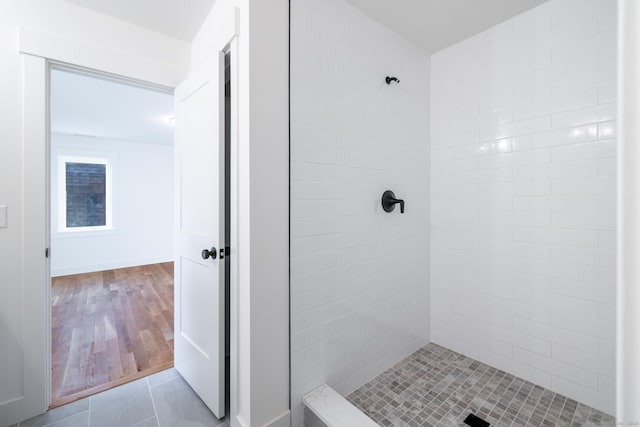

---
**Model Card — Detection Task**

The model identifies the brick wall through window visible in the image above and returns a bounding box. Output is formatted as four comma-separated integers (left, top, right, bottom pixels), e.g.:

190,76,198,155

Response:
65,162,106,228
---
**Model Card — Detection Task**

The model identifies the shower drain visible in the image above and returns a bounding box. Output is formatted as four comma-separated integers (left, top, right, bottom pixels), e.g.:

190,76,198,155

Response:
463,413,490,427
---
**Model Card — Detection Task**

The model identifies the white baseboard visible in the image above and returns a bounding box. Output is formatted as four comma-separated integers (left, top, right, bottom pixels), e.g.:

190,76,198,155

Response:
0,396,24,427
230,411,290,427
263,410,291,427
51,256,173,277
232,415,249,427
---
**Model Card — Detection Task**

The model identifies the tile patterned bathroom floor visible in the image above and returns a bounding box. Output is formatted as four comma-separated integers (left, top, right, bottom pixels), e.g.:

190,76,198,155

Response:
347,343,615,427
14,368,227,427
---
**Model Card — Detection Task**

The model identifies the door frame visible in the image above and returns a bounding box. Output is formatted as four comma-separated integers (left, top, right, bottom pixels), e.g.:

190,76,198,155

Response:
20,23,240,421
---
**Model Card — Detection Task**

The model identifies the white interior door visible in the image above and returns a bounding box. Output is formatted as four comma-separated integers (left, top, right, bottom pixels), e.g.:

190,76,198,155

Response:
174,52,225,418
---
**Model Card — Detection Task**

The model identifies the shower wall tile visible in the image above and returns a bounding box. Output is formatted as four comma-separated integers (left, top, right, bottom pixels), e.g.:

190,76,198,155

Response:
290,0,430,425
430,0,616,416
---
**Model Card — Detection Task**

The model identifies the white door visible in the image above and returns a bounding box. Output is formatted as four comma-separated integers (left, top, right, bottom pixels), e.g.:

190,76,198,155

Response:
174,53,225,418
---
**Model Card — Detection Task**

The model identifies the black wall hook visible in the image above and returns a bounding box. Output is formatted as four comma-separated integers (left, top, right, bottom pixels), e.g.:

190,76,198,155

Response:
385,76,400,85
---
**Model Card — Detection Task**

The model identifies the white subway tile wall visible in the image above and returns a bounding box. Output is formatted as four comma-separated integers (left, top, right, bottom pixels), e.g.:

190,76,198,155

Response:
290,0,431,424
430,0,616,415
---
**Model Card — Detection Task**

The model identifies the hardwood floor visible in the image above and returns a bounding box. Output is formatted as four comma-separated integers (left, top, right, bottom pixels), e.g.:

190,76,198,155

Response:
51,262,174,408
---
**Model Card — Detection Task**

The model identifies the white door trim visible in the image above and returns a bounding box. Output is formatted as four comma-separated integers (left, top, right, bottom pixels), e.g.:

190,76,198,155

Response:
226,36,242,427
21,55,181,421
18,28,184,88
21,52,49,424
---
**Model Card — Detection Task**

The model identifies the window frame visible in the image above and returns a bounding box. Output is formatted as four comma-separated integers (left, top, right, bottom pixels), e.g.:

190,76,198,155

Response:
57,155,113,233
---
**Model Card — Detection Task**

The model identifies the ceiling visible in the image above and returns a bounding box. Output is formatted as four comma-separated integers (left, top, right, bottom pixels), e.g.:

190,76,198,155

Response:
61,0,550,52
63,0,215,41
51,69,174,145
345,0,551,53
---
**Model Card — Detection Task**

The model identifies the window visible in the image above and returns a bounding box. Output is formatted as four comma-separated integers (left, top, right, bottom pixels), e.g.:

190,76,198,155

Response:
58,156,112,232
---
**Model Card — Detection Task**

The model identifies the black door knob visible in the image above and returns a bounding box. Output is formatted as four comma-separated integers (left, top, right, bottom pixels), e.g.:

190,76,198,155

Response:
201,247,217,260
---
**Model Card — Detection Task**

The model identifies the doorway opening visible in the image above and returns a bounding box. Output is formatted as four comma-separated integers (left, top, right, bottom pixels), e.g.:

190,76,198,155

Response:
48,66,176,407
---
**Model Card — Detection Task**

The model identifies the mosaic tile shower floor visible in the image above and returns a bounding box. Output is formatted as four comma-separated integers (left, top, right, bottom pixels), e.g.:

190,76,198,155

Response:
347,343,615,427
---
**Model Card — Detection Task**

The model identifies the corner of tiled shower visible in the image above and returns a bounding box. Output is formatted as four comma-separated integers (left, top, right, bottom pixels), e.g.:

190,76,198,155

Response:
291,0,616,425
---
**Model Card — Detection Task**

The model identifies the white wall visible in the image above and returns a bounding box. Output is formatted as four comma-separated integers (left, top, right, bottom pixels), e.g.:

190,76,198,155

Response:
50,134,173,277
290,0,431,425
0,1,189,424
430,0,616,415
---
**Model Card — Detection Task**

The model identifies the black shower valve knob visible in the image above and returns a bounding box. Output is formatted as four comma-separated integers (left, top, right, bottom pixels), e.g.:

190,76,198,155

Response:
382,190,405,213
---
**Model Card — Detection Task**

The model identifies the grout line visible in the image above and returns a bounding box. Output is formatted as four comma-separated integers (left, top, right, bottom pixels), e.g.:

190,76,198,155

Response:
522,385,547,426
457,364,504,424
567,401,579,425
496,378,528,425
585,405,596,425
130,417,157,427
147,377,161,427
430,354,478,422
36,408,89,427
510,382,537,426
88,395,91,427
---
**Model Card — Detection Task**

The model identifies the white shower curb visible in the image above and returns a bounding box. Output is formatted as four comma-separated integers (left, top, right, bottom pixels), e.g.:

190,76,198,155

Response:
302,384,379,427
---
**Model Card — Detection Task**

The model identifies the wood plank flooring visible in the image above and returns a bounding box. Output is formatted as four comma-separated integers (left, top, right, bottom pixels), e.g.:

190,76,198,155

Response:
51,262,174,408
